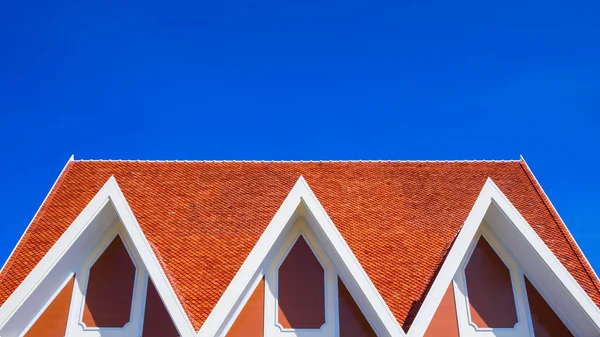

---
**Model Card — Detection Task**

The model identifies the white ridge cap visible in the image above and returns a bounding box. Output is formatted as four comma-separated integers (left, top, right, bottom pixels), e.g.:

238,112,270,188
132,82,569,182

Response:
73,158,522,163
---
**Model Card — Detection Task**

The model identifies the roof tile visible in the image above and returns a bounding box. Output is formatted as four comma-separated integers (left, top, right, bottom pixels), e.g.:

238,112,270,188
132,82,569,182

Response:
0,161,598,330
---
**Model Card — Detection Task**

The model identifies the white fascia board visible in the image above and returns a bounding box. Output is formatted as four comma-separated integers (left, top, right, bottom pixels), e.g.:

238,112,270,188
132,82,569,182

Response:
0,154,74,274
0,176,196,337
196,176,406,337
407,178,600,337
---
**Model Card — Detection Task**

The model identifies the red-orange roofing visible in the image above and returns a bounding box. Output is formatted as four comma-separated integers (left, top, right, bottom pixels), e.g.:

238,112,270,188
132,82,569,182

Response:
0,160,599,330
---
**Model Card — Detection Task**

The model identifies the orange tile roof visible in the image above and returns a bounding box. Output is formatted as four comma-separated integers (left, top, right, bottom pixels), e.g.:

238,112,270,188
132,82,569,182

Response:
0,160,598,330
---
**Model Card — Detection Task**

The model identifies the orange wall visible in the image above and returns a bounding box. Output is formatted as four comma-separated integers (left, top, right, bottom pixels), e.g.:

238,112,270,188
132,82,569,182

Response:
525,277,573,337
277,236,325,329
226,277,265,337
424,284,459,337
24,276,75,337
82,236,136,328
142,279,180,337
338,278,377,337
465,238,517,328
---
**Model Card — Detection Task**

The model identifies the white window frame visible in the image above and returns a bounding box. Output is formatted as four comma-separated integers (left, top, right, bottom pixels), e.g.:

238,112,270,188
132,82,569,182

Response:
264,217,338,337
453,224,534,337
65,223,149,337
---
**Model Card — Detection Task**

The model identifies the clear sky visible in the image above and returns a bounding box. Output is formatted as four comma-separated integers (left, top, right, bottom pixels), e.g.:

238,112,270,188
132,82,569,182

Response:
1,1,599,273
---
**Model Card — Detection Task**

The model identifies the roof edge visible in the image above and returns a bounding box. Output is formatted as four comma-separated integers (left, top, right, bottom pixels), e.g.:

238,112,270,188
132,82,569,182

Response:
519,155,600,292
0,154,75,278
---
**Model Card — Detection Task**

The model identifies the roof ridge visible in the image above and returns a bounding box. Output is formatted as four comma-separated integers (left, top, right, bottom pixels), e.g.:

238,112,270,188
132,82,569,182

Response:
74,159,522,163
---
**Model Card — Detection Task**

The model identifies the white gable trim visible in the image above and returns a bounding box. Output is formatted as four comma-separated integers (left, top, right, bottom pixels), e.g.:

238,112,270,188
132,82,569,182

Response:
197,176,406,337
265,219,337,337
0,176,196,337
18,272,75,336
407,177,600,337
65,227,149,337
452,226,534,337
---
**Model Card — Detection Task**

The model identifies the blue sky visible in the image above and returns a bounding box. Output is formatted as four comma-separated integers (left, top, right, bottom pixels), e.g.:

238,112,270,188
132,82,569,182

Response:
1,0,599,273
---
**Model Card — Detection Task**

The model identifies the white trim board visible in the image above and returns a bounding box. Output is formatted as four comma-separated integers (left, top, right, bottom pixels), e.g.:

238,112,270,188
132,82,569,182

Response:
265,219,337,337
407,178,600,337
65,227,149,337
0,176,196,337
17,273,75,337
452,226,534,337
197,176,406,337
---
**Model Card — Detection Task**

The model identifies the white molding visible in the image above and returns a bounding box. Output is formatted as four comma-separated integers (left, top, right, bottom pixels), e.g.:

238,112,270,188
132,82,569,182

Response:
17,273,75,337
407,178,600,337
105,177,196,336
0,154,74,275
217,272,265,337
406,179,492,337
64,228,148,337
452,227,533,337
265,220,337,337
0,176,196,337
197,176,406,337
76,230,138,330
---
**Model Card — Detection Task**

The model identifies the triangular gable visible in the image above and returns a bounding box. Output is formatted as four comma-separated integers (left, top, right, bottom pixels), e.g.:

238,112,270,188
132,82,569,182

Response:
408,178,600,337
197,176,405,337
0,176,195,336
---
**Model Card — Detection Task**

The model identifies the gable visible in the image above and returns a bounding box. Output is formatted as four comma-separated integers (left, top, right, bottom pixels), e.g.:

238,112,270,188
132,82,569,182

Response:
14,224,181,337
0,160,598,334
0,177,194,337
410,178,600,337
219,198,382,337
420,227,581,337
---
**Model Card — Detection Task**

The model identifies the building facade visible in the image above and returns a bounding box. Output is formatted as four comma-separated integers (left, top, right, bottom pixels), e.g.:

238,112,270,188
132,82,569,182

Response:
0,158,598,336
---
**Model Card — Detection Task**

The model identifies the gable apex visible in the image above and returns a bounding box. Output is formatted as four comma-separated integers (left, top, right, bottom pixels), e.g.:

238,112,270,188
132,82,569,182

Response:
0,176,196,337
408,178,600,337
198,175,406,337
